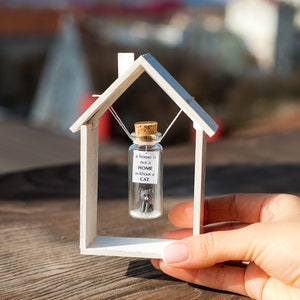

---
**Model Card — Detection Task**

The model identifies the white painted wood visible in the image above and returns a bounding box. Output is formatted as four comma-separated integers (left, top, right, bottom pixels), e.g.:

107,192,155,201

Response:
82,236,176,259
118,53,135,77
70,56,144,133
71,52,218,258
70,53,218,137
80,122,99,251
140,54,218,137
192,125,207,236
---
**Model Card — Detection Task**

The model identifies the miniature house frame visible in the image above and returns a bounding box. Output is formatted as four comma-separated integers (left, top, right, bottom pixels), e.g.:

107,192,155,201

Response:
70,53,218,258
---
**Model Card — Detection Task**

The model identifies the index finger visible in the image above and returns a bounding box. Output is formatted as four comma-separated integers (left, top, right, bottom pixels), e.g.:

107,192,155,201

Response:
169,193,285,229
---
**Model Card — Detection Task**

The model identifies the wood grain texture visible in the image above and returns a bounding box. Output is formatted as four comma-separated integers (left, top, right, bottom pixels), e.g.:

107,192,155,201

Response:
1,161,300,201
1,120,300,299
0,197,249,300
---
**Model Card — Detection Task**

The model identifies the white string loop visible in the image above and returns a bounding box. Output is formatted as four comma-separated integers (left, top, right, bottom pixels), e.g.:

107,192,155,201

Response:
106,104,182,144
159,109,182,143
107,104,133,141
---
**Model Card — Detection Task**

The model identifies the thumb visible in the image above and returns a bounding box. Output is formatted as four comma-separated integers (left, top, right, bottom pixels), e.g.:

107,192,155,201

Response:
162,225,258,268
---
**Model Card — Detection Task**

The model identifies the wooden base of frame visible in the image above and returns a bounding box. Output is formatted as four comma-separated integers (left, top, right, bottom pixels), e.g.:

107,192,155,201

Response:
81,236,176,259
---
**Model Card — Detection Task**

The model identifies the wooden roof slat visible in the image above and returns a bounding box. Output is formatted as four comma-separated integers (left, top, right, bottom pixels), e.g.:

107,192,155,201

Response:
70,53,218,137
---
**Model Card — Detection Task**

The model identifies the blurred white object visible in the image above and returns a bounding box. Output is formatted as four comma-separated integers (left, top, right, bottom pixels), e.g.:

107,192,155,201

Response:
30,16,92,136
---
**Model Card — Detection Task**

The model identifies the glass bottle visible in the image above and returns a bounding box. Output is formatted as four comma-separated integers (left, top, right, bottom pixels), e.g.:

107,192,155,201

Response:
128,121,163,219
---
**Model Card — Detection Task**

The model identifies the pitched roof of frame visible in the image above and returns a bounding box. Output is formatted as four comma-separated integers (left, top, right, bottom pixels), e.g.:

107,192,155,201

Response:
70,53,218,137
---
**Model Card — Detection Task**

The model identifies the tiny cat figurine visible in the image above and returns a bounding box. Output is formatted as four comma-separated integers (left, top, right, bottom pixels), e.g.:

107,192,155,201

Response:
139,187,153,213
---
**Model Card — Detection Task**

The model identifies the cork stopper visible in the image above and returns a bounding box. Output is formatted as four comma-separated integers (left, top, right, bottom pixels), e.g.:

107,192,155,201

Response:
133,121,159,142
135,121,157,136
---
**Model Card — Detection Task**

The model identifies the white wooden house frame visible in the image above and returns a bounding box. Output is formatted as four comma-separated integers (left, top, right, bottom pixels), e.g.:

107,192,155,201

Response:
70,53,218,258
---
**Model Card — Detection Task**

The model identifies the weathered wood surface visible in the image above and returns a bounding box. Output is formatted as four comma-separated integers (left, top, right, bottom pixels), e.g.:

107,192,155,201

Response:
0,119,300,299
0,119,126,174
0,196,249,300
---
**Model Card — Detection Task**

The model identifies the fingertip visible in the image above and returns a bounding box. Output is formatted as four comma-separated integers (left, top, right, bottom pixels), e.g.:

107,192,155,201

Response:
162,242,189,264
151,259,161,270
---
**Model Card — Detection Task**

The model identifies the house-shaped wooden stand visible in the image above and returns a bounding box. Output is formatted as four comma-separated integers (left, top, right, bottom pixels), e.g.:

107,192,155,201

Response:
70,53,218,259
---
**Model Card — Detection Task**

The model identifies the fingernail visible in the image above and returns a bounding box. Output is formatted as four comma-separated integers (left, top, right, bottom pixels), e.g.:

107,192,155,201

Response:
162,243,189,264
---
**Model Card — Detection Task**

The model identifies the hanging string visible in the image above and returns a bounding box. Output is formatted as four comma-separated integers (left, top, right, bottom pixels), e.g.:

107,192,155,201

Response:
160,109,182,143
106,104,133,141
106,103,182,143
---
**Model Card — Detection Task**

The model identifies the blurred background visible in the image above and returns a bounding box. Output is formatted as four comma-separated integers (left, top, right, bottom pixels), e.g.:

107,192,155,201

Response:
1,0,300,144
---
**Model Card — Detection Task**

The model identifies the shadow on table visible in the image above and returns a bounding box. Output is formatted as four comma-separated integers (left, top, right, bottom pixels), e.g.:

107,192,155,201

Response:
126,260,248,298
126,259,179,282
0,163,299,199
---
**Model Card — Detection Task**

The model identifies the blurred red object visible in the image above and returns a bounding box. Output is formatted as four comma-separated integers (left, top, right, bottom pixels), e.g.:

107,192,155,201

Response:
191,117,225,143
79,94,112,142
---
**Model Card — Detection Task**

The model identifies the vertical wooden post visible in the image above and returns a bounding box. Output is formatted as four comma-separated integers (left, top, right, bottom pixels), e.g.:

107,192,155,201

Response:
193,124,207,236
80,121,99,251
118,53,135,77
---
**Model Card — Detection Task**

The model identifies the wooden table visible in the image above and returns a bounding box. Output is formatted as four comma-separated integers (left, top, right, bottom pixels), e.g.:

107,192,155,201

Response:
1,119,300,299
0,195,249,299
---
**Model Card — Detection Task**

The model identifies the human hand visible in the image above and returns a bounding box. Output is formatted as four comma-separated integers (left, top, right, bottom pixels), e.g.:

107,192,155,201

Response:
152,194,300,299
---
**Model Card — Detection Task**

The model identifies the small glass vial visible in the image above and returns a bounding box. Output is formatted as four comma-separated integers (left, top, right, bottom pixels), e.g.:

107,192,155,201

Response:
128,121,163,219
